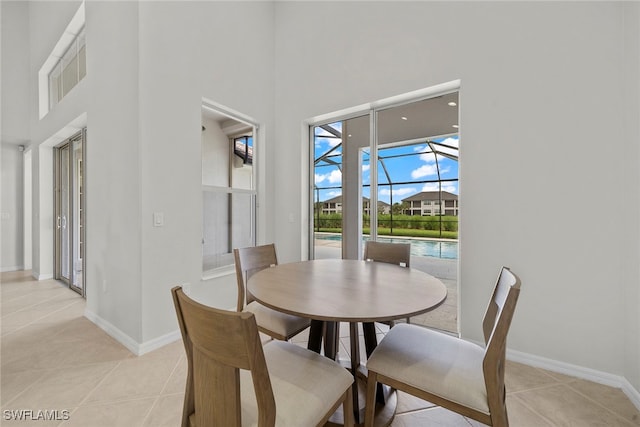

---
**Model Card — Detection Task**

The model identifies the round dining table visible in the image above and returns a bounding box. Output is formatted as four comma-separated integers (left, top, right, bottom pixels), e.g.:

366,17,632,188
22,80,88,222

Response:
248,258,448,427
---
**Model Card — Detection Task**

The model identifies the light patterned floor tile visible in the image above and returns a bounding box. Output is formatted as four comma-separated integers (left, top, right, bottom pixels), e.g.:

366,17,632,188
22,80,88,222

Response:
2,270,639,427
61,398,156,427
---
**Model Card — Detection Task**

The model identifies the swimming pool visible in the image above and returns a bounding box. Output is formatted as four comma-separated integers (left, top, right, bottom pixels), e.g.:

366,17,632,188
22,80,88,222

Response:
315,234,458,260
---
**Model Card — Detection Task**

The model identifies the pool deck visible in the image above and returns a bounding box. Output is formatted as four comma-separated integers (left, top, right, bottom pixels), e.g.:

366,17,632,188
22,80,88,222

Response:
314,239,458,334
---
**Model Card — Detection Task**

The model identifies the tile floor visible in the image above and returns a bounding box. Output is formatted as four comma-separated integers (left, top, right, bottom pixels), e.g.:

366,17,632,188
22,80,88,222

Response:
2,270,639,426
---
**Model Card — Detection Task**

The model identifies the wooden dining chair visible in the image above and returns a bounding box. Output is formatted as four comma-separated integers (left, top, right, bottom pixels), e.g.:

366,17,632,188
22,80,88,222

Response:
172,286,354,427
363,240,411,268
364,267,522,427
363,240,412,325
234,244,310,341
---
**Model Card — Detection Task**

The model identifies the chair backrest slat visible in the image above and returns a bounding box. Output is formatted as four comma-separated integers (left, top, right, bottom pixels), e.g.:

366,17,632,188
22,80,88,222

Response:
172,286,276,427
482,267,519,346
234,244,278,311
193,347,242,426
481,267,521,422
363,241,411,268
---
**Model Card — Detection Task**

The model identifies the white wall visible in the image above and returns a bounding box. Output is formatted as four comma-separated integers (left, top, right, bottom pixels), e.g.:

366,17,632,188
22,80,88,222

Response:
23,149,32,270
273,1,638,391
202,118,230,187
623,1,640,394
1,145,24,271
202,117,231,263
1,1,30,272
82,1,142,343
136,1,275,343
1,1,30,146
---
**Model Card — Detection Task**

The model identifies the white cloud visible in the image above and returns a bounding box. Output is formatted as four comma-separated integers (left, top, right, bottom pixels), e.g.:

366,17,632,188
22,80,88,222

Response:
411,164,438,179
421,182,457,193
419,152,436,162
327,169,342,184
362,164,370,172
440,136,459,148
419,152,454,163
315,137,343,150
379,187,416,197
315,169,342,184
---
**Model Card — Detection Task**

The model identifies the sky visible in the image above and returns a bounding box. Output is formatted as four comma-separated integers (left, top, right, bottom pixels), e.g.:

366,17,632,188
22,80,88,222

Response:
314,123,459,205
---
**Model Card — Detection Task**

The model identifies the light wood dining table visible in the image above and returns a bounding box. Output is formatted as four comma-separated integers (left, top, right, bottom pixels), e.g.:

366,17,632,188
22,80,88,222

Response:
247,258,447,427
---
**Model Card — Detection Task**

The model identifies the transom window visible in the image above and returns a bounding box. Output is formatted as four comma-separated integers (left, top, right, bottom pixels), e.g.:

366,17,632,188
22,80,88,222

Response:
38,2,85,118
49,27,86,110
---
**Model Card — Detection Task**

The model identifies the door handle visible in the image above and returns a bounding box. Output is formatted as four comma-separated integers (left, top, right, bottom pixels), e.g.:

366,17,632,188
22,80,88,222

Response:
57,216,61,229
61,215,67,229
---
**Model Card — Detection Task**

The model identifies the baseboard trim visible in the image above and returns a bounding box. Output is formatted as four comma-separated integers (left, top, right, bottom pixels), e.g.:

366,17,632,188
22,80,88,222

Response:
622,378,640,411
84,309,141,355
32,271,53,280
1,265,24,273
84,309,181,356
507,348,640,410
138,330,181,355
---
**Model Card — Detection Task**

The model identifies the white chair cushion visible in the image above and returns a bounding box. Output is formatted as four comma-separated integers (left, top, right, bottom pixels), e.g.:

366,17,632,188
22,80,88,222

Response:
239,340,353,426
366,323,489,415
245,301,310,337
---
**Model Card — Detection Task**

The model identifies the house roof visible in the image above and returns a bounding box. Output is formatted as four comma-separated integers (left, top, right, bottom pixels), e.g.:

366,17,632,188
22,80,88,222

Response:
321,195,390,206
402,191,458,202
322,195,344,203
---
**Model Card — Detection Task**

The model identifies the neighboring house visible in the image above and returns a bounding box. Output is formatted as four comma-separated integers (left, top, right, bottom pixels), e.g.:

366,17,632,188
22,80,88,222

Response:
375,200,391,215
321,195,343,214
320,196,390,215
402,191,459,216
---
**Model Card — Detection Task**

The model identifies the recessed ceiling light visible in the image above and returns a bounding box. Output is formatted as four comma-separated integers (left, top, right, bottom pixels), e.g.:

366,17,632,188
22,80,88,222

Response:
452,124,459,129
348,134,352,137
448,102,457,107
401,116,408,121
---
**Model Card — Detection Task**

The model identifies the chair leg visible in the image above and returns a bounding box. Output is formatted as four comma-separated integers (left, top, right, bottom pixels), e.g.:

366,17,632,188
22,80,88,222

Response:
342,386,354,427
491,404,509,427
364,371,378,427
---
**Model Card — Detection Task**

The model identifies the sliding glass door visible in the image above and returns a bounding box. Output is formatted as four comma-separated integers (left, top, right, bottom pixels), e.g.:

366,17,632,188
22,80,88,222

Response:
310,89,460,333
54,131,85,295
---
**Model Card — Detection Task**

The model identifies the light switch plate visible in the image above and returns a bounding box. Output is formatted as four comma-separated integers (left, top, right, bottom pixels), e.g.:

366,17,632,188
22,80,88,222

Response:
153,212,164,227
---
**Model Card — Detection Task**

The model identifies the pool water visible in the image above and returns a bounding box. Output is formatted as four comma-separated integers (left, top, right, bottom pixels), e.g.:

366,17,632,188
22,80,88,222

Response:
315,234,458,260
